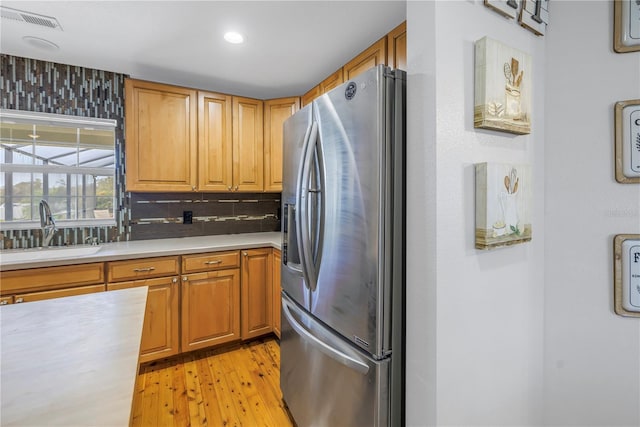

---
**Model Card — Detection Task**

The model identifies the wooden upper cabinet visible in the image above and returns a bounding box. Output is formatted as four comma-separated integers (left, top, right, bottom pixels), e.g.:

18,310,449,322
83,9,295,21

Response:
125,79,198,192
387,21,407,71
343,37,387,81
301,85,320,107
319,69,344,94
233,97,264,192
264,97,299,192
301,69,344,107
198,91,233,192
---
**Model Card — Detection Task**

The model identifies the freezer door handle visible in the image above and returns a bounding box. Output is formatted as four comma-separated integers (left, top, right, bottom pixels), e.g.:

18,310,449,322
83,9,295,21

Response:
282,297,369,375
297,121,319,291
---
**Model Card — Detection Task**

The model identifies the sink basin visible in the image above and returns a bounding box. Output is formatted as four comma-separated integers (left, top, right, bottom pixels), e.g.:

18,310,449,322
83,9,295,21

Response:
0,245,102,264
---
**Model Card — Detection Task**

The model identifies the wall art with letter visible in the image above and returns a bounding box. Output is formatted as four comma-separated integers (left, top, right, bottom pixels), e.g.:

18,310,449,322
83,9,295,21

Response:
615,99,640,183
475,37,532,135
483,0,549,36
614,234,640,317
614,0,640,53
475,162,532,250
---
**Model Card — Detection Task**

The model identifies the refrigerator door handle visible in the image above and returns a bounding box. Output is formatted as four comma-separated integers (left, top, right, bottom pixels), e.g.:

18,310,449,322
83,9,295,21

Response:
297,121,319,291
282,297,370,375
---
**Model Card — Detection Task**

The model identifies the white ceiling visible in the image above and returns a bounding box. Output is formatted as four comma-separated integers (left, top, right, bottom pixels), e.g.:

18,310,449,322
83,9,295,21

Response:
0,1,406,99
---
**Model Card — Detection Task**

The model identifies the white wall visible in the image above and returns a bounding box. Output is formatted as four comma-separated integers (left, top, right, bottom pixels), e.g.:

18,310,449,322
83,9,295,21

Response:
544,2,640,426
406,1,545,425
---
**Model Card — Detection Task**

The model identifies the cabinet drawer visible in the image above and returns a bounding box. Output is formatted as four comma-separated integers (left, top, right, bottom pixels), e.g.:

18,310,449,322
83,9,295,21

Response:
14,284,105,304
182,251,239,273
107,256,180,282
0,263,105,294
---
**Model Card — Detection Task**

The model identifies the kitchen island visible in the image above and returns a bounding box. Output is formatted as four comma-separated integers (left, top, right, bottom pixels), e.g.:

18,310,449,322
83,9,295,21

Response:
0,287,147,426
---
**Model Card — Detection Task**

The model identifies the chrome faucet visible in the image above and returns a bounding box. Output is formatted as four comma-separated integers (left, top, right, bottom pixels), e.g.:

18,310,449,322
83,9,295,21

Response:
39,199,57,247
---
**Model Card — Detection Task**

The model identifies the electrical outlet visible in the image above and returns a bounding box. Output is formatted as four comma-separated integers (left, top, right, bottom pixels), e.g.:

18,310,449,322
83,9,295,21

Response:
183,211,193,224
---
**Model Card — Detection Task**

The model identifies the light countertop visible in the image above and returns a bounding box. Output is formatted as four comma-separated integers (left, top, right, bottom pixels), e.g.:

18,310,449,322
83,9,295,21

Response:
0,231,281,271
0,287,148,427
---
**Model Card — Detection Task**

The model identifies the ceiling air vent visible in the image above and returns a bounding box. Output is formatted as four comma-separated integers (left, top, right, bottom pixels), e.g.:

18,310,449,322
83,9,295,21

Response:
0,6,63,31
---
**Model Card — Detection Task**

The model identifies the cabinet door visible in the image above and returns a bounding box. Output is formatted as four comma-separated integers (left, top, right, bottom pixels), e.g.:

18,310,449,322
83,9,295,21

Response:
319,69,344,94
107,277,180,363
272,249,281,338
241,248,272,339
125,79,197,192
198,91,233,192
14,284,105,304
181,269,240,351
343,37,387,81
387,21,407,71
232,97,264,192
301,85,320,107
264,97,299,192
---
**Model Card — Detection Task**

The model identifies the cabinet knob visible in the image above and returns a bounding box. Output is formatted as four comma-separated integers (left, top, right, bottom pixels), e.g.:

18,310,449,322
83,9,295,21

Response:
243,252,248,257
15,297,24,303
0,300,8,305
192,186,196,191
172,277,178,284
182,276,188,282
228,186,232,191
234,186,239,192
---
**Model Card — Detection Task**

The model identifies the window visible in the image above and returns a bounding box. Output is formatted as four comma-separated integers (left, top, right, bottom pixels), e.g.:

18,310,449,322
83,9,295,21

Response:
0,109,117,229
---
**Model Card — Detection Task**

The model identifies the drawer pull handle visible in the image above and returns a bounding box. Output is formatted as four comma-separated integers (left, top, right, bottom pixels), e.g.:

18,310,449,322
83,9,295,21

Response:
204,260,222,265
133,267,156,273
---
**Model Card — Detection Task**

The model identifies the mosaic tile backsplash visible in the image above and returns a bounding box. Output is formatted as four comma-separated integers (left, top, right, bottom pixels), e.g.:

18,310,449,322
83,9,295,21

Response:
1,55,280,249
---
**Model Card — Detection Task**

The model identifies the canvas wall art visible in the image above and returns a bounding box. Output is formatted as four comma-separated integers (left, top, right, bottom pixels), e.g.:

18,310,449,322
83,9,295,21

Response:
474,37,532,135
475,162,532,249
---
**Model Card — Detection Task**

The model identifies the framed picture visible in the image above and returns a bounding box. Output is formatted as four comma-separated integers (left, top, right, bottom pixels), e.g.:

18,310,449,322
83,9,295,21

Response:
475,162,532,250
474,37,532,135
614,0,640,53
484,0,520,19
518,0,549,36
613,234,640,318
615,99,640,183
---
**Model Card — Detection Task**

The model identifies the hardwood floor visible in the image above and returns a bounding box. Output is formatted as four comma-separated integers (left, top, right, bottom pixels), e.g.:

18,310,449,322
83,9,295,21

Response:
131,337,295,427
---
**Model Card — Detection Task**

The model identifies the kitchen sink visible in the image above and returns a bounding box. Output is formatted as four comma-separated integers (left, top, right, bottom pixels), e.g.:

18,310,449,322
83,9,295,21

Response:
0,245,102,264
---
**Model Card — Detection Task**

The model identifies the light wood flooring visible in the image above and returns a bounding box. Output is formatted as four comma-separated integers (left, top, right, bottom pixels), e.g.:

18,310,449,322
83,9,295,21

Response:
131,337,296,427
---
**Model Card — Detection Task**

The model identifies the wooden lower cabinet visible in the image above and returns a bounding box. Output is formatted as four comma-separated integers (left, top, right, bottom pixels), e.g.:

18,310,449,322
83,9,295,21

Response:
241,248,273,339
272,249,281,338
107,277,180,363
181,269,241,352
13,284,105,304
0,263,105,295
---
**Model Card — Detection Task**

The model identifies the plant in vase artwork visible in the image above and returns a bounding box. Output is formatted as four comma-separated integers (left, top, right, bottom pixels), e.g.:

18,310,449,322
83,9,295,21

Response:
475,37,532,135
476,162,532,250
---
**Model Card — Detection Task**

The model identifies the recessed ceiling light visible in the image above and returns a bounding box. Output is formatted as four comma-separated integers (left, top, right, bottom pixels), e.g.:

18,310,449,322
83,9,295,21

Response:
224,31,244,44
22,36,59,51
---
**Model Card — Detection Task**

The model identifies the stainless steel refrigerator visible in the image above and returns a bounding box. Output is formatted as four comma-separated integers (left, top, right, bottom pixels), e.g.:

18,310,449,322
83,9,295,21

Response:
280,65,405,427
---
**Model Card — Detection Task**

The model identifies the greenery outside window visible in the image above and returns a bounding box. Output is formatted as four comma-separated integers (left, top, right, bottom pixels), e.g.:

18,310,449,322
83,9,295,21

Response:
0,109,117,229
